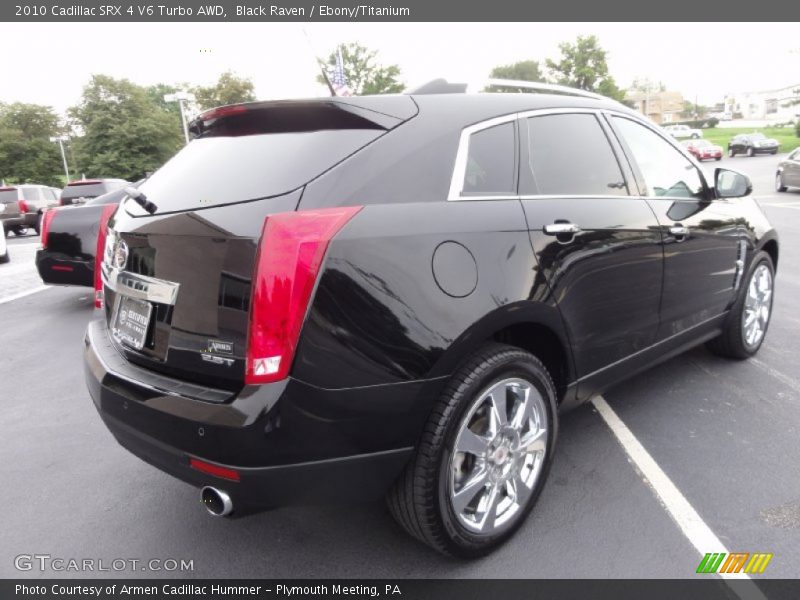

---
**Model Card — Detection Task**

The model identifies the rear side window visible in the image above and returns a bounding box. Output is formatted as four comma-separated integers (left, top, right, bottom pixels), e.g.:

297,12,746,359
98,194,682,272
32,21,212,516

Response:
522,113,627,196
612,117,704,200
461,122,516,196
133,129,383,215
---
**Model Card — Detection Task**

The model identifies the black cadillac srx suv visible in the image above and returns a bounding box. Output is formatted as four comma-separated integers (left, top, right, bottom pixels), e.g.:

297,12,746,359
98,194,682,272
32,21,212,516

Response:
84,86,778,557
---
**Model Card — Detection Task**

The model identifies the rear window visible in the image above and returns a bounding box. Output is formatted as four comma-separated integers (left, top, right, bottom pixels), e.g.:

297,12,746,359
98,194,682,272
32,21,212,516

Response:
20,187,41,201
61,182,110,201
130,128,383,215
0,189,18,203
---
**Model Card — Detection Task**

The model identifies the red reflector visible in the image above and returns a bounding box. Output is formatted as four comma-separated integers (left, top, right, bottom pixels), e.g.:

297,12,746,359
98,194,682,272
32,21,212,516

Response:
189,458,240,482
40,208,58,248
18,200,29,214
94,204,117,309
51,265,74,272
246,206,362,385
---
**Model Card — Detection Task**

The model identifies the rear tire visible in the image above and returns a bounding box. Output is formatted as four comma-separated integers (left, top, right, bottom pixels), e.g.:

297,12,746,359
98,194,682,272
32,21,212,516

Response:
12,226,28,237
707,251,774,359
387,343,557,557
0,250,8,264
34,213,42,236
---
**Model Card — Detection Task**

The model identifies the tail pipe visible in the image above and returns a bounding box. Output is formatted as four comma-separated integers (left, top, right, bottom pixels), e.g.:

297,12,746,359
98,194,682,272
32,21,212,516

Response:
201,486,233,517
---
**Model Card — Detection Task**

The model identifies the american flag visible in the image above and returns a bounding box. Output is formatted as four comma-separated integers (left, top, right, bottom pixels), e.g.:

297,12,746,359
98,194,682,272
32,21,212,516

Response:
331,47,352,97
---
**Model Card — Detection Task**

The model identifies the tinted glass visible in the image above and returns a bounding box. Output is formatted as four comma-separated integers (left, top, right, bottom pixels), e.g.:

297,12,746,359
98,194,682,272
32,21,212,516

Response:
61,183,110,200
613,117,705,199
20,187,40,201
522,113,627,196
462,122,516,195
0,190,18,203
132,129,382,215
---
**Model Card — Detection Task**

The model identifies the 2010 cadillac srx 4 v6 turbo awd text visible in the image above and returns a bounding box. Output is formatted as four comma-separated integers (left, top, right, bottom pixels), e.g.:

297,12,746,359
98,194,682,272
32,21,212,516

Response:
84,83,778,557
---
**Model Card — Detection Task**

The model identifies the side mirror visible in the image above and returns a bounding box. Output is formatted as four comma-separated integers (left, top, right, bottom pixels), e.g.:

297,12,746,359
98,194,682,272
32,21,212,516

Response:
715,168,752,198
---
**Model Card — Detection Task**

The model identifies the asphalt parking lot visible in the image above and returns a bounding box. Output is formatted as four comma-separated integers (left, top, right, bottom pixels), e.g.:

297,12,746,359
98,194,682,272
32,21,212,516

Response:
1,154,798,580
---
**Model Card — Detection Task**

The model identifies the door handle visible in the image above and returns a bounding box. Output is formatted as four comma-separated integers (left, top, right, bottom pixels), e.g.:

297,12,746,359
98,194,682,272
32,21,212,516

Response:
544,223,582,235
669,225,690,239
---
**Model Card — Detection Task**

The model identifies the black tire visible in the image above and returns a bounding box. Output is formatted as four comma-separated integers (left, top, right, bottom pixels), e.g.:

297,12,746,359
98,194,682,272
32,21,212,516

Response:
707,251,775,359
12,226,28,237
728,147,735,157
387,343,558,557
34,213,42,236
770,150,778,155
776,172,787,193
747,147,755,157
691,133,700,139
0,250,8,264
715,157,722,161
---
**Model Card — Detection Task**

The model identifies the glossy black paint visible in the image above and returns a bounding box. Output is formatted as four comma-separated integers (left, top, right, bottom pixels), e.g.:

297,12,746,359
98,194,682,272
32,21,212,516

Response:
85,93,778,511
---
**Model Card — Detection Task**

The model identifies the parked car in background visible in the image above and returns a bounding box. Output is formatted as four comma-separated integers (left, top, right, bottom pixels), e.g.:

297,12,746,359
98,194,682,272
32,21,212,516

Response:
84,86,778,557
728,133,779,157
664,124,702,139
0,184,60,235
776,148,800,192
682,139,723,161
36,186,134,287
0,225,8,263
60,179,129,206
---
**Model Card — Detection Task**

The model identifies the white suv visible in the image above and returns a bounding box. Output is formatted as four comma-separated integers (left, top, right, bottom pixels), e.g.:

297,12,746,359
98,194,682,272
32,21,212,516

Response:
663,124,703,139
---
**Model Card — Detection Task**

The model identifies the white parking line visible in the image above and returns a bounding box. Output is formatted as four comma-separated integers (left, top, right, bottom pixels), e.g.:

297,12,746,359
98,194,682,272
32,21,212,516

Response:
0,285,49,305
592,396,767,597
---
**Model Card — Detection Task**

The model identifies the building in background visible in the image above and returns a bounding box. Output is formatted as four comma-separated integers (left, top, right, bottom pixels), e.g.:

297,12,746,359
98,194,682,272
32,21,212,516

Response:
724,84,800,122
625,90,684,124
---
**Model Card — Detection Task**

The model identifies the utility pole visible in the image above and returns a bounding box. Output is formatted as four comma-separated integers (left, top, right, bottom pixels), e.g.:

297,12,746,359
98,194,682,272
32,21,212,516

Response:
164,91,195,145
49,135,71,182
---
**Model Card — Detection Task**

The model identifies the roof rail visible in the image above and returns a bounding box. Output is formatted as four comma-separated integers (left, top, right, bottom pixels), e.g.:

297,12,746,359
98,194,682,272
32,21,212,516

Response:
481,79,612,102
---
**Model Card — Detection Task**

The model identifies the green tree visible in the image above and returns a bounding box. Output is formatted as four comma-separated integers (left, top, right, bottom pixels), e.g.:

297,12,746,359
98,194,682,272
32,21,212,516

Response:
0,103,64,186
192,71,256,111
316,43,404,95
68,75,183,181
545,35,625,101
485,60,546,92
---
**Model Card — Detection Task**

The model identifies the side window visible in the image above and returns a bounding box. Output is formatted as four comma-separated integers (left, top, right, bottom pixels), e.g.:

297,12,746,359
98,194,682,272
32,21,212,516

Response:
460,121,516,196
21,187,41,201
522,113,628,196
612,117,705,200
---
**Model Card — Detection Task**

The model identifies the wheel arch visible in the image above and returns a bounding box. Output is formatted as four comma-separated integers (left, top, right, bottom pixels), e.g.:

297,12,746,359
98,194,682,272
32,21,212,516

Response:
761,237,779,271
428,301,577,405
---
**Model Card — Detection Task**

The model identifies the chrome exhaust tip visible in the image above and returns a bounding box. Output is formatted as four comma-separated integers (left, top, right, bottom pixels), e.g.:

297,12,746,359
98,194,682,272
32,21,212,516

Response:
201,486,233,517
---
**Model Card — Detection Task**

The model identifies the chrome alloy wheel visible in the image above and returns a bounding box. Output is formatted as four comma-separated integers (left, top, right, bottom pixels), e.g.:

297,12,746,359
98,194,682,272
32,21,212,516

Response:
448,378,548,535
742,264,773,349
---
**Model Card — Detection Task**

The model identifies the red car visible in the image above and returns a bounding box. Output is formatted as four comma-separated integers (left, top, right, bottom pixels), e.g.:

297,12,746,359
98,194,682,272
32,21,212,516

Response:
683,139,723,161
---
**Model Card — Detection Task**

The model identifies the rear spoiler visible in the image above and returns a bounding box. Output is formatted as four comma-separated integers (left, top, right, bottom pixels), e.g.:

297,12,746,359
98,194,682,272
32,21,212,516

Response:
189,97,418,138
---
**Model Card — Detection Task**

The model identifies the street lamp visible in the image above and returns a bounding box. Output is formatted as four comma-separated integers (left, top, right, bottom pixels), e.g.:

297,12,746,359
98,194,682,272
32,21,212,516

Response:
164,91,194,145
49,135,71,182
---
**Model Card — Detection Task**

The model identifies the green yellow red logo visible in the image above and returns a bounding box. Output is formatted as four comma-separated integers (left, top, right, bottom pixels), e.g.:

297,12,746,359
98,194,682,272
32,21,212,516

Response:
696,552,773,574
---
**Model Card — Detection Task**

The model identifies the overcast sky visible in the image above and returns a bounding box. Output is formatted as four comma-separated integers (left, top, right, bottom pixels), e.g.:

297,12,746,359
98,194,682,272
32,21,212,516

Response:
0,22,797,117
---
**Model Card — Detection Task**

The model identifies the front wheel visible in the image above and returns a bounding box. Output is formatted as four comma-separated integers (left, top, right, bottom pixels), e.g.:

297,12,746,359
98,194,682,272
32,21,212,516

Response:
747,147,755,157
707,251,775,359
728,148,735,157
387,343,557,557
776,173,787,192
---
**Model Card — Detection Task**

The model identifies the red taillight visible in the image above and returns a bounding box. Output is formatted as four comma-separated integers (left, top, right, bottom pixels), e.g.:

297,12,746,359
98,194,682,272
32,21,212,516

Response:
94,204,117,309
198,104,249,122
189,458,240,482
51,265,74,272
18,200,29,213
246,206,362,385
40,208,59,248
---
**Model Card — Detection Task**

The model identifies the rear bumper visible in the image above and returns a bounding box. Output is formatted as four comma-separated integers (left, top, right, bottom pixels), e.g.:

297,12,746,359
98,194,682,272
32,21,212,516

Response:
84,319,420,511
36,249,94,286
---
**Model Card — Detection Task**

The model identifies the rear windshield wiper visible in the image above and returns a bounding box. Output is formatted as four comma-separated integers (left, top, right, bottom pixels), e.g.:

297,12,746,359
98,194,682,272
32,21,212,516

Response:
124,187,157,214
